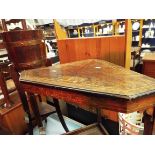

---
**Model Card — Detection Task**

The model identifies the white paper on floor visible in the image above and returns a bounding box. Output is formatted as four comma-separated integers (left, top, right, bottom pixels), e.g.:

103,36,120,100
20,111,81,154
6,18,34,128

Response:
33,113,85,135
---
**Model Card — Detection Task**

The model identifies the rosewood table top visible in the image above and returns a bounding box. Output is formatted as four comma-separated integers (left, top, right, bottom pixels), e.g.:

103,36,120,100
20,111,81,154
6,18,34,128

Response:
20,59,155,100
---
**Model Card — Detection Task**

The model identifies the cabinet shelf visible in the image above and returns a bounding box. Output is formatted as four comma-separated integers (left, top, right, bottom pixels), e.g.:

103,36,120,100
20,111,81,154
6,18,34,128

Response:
141,46,155,49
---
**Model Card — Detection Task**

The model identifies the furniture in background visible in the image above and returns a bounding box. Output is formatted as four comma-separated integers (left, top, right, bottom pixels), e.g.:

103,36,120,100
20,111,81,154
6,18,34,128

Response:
1,19,27,31
142,52,155,134
0,20,26,134
130,47,141,71
0,21,27,134
141,19,155,51
143,53,155,78
0,67,27,134
35,20,59,63
19,59,155,135
2,29,69,134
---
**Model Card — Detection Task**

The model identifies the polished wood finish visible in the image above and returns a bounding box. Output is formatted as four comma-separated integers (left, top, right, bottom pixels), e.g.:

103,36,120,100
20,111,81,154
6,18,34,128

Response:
57,20,131,122
0,91,27,134
20,59,155,100
56,22,131,122
20,81,155,113
56,34,141,120
57,36,126,67
20,59,155,134
2,30,48,71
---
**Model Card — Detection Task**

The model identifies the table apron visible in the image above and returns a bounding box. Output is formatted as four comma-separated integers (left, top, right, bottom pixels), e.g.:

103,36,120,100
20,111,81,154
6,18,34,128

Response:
21,82,155,114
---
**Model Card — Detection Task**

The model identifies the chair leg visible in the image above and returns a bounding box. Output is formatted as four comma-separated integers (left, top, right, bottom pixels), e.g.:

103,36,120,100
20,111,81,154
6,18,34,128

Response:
53,98,69,132
28,93,45,135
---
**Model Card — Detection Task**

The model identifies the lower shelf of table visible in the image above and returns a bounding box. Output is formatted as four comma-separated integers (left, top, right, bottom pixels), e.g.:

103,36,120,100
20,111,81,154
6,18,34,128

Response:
63,123,109,135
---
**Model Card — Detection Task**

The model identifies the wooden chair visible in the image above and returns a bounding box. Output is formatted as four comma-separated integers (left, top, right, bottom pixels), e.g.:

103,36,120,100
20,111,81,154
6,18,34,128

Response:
1,19,27,31
0,68,27,134
0,61,16,108
2,30,69,134
9,64,55,134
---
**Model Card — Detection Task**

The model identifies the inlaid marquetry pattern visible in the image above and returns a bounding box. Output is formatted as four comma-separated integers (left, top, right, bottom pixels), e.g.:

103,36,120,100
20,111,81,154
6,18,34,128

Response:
20,59,155,99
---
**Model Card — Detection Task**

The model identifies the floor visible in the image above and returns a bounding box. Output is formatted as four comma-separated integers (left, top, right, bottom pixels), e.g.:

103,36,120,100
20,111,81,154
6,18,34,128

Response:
32,113,85,135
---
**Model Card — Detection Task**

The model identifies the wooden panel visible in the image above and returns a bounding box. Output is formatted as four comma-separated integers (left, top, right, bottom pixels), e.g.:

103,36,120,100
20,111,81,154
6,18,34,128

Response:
98,37,110,61
102,109,118,122
1,103,27,134
85,38,99,59
66,39,77,62
0,94,27,135
109,36,125,67
74,39,87,61
57,36,126,67
119,37,126,67
57,40,68,63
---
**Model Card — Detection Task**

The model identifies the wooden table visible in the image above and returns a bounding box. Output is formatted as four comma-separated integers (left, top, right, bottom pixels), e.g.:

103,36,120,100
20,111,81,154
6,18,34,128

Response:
20,59,155,134
143,53,155,78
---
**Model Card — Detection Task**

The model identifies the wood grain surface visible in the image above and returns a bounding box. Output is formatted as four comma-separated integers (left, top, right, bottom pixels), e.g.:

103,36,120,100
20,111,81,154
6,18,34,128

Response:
20,59,155,100
57,36,126,67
